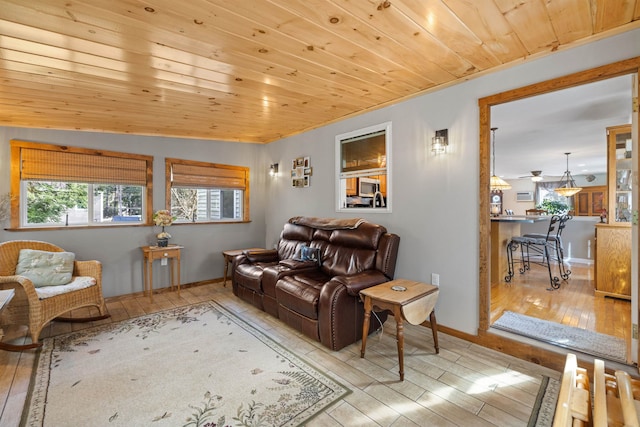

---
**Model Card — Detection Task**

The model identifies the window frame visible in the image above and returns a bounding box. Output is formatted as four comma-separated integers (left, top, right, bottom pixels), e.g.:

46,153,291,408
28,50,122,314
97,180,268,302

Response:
335,122,392,213
165,158,250,223
10,140,153,229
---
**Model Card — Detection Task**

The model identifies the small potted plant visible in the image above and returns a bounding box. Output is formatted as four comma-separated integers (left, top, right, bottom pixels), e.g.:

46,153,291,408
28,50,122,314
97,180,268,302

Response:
153,209,176,247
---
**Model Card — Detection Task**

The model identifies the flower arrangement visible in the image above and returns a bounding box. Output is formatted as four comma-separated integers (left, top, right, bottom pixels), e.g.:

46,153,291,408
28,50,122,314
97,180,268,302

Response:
153,209,176,239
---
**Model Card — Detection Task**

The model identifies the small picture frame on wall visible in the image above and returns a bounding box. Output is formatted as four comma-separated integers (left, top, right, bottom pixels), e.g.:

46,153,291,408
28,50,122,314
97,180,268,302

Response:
304,176,310,187
304,157,310,168
303,167,312,176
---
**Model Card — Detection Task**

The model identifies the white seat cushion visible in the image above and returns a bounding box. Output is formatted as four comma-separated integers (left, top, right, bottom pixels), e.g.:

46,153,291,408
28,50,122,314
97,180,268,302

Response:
35,276,97,299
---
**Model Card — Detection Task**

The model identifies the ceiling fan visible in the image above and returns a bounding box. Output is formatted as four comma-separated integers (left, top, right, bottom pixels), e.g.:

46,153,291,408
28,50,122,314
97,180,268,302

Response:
519,170,544,182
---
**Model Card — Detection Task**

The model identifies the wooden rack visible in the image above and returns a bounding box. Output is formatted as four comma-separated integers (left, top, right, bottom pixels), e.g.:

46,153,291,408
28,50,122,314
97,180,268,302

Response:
554,353,640,427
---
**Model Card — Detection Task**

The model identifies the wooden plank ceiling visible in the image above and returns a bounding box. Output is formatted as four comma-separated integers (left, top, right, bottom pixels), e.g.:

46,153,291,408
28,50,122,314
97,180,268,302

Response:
0,0,639,143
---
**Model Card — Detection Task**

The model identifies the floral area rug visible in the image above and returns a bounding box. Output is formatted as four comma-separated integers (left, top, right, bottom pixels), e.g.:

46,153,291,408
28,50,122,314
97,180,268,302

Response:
21,301,350,426
493,311,627,363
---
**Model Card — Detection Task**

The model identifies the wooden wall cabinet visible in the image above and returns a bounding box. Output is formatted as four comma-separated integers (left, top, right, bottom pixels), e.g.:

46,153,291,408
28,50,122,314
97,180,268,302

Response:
607,124,632,222
345,177,356,196
594,223,631,299
574,185,607,216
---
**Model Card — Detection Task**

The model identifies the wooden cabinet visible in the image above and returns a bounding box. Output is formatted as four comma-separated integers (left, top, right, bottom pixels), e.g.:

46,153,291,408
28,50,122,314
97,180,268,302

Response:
574,185,607,216
594,223,631,299
345,177,356,196
607,124,632,222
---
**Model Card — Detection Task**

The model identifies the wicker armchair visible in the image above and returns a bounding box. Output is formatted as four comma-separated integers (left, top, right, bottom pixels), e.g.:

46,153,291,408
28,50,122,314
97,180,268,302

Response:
0,240,109,351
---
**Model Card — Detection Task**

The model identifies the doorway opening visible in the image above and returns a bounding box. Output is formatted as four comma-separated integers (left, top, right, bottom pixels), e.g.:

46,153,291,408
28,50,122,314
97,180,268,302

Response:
478,58,639,365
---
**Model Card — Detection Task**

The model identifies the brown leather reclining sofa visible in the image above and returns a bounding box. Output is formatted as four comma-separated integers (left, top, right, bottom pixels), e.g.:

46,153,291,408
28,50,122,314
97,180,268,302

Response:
231,216,400,351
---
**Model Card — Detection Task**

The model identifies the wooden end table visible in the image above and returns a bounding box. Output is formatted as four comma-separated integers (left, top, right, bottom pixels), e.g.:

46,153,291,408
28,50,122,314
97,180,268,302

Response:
222,248,266,286
141,245,183,302
360,279,439,381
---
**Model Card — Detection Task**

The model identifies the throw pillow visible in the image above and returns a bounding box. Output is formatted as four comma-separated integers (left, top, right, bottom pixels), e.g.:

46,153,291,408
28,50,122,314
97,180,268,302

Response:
295,245,321,266
16,249,75,287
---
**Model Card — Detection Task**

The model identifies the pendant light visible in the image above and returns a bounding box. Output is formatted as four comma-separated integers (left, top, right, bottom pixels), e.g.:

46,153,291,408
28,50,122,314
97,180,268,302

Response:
490,127,511,190
554,152,582,197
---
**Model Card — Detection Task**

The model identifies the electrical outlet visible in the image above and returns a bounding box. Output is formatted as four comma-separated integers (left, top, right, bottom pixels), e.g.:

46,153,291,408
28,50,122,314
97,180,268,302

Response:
431,273,439,286
161,258,168,266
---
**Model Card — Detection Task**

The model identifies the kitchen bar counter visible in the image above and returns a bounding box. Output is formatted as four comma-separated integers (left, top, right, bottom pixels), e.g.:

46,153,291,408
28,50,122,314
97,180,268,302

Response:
491,215,548,284
490,215,547,223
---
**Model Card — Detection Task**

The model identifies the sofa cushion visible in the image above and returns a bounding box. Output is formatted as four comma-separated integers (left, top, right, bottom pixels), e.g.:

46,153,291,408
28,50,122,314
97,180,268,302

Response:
276,271,330,320
234,262,278,293
321,246,376,277
35,276,97,299
16,249,75,287
329,222,385,249
276,223,315,260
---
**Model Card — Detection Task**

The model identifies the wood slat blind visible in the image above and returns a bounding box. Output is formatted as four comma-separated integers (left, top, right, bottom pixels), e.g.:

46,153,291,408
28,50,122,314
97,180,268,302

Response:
17,143,148,186
170,160,248,189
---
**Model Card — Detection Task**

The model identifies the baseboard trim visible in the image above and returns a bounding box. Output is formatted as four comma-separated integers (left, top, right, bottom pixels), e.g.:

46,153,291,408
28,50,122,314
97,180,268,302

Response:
104,278,223,302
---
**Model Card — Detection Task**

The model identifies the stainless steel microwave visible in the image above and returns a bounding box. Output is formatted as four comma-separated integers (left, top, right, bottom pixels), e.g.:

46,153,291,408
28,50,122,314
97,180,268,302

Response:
358,177,380,197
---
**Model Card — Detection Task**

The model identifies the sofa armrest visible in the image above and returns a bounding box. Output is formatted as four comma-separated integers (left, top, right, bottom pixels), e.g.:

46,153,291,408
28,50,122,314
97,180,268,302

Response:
330,271,389,297
279,259,318,269
243,249,278,263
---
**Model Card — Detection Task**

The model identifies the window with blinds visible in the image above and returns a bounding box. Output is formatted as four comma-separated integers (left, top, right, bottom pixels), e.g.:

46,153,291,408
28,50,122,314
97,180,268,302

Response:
10,140,152,227
166,158,249,222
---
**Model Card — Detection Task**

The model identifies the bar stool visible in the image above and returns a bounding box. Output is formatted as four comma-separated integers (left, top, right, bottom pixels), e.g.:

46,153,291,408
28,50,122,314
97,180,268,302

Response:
505,214,563,290
523,214,572,280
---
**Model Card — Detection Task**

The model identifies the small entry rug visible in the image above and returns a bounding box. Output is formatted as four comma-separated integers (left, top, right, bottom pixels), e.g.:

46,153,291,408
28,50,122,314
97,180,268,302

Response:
527,375,560,427
493,311,626,363
21,301,350,426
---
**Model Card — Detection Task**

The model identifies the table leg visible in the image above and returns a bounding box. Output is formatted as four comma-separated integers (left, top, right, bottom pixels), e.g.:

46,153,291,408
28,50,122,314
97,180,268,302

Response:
142,257,148,297
176,254,181,296
223,255,229,287
169,256,175,292
430,310,439,354
148,258,154,303
360,296,372,358
394,305,405,381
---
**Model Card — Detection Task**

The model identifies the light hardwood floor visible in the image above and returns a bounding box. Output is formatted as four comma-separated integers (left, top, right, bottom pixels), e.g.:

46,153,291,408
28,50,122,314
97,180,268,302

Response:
490,260,632,361
0,281,560,426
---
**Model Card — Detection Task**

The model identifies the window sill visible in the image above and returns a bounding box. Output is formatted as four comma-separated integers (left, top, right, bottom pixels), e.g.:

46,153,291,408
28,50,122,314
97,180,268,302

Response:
5,220,252,231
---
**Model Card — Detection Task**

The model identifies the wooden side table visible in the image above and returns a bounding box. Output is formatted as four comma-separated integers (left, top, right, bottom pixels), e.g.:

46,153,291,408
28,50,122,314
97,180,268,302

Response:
141,245,183,302
222,248,266,286
360,279,439,381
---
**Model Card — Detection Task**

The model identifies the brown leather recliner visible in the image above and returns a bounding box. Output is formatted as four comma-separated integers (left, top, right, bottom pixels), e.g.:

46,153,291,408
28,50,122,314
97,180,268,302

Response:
232,217,400,350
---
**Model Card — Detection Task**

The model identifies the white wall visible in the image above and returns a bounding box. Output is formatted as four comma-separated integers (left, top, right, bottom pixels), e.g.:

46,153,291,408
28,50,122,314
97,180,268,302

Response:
0,128,268,297
265,29,640,336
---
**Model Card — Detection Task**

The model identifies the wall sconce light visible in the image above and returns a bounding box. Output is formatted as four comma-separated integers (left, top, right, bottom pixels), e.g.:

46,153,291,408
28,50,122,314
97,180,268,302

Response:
269,163,278,176
431,129,448,154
